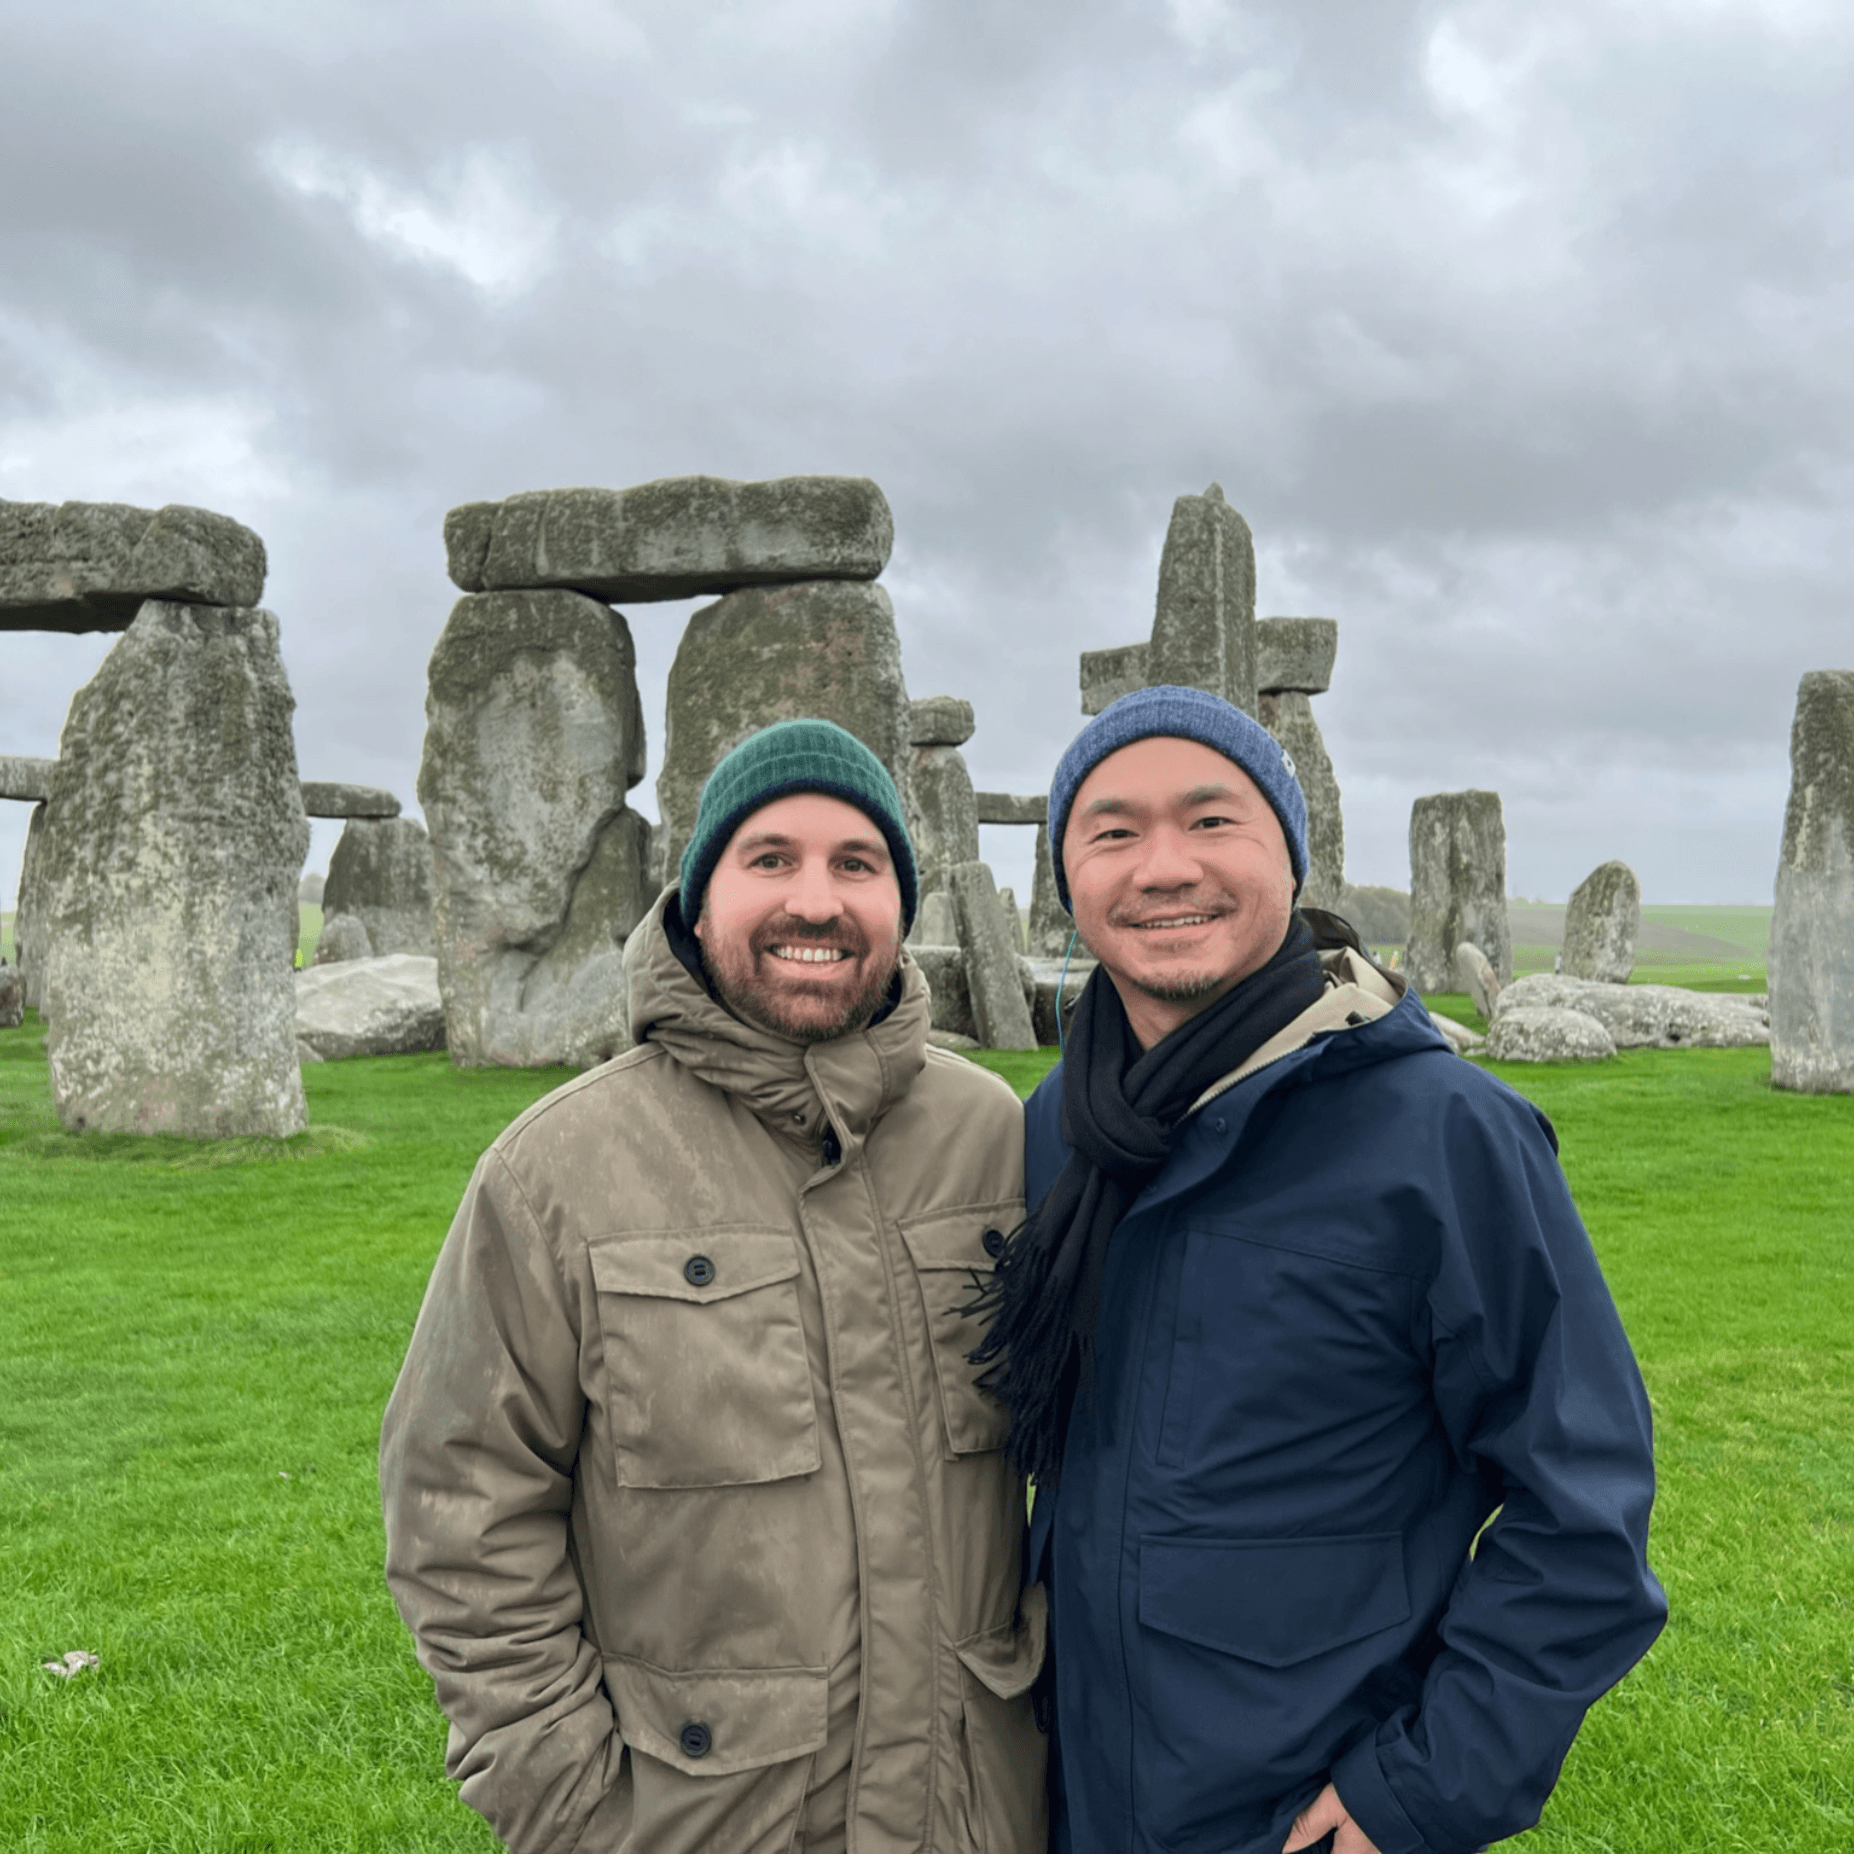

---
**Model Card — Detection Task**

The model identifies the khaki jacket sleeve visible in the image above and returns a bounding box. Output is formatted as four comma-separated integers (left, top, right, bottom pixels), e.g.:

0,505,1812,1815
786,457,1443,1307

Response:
381,1149,625,1854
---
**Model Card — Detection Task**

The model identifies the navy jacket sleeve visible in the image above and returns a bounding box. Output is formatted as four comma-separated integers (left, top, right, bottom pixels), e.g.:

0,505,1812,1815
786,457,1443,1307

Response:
1333,1080,1667,1854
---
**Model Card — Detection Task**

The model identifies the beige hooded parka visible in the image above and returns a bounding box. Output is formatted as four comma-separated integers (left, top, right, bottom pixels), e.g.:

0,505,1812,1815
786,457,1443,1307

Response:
381,891,1046,1854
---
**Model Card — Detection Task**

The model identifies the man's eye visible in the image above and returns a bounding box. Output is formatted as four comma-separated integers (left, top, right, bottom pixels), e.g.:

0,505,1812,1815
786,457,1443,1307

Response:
1191,814,1233,830
752,853,786,869
840,857,870,873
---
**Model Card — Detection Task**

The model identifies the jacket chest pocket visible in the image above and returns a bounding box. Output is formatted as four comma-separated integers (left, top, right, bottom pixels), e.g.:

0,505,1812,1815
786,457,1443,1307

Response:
589,1229,822,1490
898,1201,1022,1460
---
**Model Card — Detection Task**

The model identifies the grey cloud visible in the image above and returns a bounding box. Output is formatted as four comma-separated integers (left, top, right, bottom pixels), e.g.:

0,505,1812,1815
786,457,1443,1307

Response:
4,0,1852,911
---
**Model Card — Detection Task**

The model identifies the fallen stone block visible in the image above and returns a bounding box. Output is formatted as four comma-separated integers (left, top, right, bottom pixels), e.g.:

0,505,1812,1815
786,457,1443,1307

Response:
294,954,447,1060
1495,974,1769,1049
1485,1005,1617,1063
446,475,893,602
1453,941,1501,1018
314,912,373,964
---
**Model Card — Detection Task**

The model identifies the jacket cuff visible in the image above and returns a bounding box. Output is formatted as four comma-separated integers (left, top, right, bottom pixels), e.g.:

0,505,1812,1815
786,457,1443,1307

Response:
1331,1738,1430,1854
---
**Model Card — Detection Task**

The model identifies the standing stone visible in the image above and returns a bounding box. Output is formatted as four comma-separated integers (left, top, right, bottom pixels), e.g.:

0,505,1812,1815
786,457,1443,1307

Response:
1407,791,1509,996
1562,861,1641,984
949,861,1037,1050
1,500,266,633
39,601,309,1135
446,476,893,603
419,589,650,1069
1771,670,1854,1093
15,799,48,1011
323,816,436,958
0,962,21,1029
298,870,326,906
1258,617,1343,913
1147,484,1257,716
655,580,914,888
997,887,1025,952
914,890,958,947
1258,690,1344,912
1027,823,1078,957
910,744,981,916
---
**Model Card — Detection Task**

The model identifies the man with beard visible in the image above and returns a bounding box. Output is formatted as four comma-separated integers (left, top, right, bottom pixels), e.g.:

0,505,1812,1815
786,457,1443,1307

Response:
382,719,1045,1854
974,687,1664,1854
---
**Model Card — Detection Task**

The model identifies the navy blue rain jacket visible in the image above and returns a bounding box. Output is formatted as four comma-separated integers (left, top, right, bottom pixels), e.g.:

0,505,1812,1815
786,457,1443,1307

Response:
1025,973,1666,1854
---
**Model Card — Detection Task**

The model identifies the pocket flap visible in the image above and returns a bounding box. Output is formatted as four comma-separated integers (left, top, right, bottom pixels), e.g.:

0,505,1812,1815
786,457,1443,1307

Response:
954,1582,1048,1701
1138,1534,1409,1668
605,1654,829,1777
898,1200,1022,1272
589,1229,800,1304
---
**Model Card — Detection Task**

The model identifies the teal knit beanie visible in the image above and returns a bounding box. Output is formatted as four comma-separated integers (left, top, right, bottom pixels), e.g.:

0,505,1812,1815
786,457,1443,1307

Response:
679,719,918,929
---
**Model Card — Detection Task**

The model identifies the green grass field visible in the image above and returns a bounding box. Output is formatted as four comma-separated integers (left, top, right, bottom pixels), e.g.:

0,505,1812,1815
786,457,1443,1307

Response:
3,978,1851,1849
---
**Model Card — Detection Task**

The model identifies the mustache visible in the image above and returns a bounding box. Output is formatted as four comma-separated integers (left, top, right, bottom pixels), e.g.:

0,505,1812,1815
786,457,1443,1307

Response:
1106,894,1231,929
751,915,869,956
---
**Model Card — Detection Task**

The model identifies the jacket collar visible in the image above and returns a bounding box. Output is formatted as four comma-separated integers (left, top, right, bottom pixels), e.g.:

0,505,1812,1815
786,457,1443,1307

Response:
1188,946,1426,1111
626,885,930,1151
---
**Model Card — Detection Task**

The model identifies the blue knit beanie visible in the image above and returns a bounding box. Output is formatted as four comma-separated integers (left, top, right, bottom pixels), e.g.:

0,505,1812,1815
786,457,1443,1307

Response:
1047,685,1309,909
680,718,919,929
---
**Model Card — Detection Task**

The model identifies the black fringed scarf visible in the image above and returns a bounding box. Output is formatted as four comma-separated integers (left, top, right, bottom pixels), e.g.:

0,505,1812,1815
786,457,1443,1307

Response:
969,912,1329,1486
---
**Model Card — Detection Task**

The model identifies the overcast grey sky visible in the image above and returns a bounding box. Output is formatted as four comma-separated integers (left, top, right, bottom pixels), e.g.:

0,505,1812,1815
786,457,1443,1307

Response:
4,0,1850,908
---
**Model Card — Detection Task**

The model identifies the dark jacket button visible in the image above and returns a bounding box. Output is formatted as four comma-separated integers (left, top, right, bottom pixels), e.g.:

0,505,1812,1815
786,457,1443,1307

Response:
982,1228,1007,1258
678,1720,712,1759
683,1254,715,1288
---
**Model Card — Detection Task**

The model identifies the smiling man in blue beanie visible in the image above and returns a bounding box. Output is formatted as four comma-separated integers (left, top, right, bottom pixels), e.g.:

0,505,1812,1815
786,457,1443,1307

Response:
974,686,1665,1854
384,719,1046,1854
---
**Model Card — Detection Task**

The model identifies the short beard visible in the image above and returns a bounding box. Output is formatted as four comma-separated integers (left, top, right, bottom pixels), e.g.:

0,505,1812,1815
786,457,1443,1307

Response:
701,913,902,1045
1129,971,1228,1004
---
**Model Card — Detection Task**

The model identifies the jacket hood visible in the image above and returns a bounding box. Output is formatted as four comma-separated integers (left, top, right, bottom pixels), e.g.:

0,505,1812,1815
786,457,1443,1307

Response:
626,884,931,1148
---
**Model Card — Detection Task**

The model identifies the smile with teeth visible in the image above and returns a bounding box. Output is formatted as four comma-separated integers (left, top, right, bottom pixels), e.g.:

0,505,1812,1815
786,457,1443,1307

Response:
1132,914,1216,929
767,945,853,963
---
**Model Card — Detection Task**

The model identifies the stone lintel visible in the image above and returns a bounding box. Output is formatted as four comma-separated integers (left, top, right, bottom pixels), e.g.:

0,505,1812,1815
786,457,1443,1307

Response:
974,792,1047,827
1,500,266,633
0,754,55,802
1080,642,1149,716
1257,616,1338,695
300,781,402,819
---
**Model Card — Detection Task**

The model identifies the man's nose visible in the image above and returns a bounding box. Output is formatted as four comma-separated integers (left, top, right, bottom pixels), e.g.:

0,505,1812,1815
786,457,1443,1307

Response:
785,858,845,920
1133,825,1203,889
